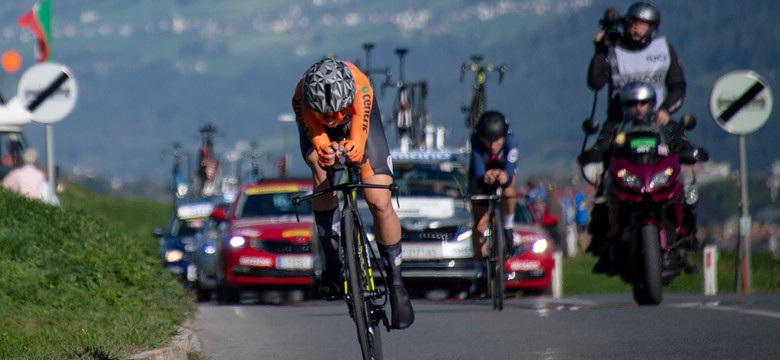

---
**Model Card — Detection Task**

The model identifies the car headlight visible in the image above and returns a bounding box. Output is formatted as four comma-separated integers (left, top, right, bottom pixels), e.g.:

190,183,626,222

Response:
165,249,184,262
616,169,642,189
229,236,247,248
203,244,216,255
531,239,549,254
455,229,472,242
648,167,674,190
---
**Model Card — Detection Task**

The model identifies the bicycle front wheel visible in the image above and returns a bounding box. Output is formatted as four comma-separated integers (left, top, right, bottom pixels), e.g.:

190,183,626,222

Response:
490,210,505,311
344,211,383,360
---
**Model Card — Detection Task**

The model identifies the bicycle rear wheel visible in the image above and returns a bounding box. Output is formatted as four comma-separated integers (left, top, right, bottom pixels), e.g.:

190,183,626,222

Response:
344,212,383,360
490,210,505,311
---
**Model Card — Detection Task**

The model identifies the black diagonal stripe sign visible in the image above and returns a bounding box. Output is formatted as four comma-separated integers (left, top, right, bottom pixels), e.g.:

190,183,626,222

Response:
718,81,765,124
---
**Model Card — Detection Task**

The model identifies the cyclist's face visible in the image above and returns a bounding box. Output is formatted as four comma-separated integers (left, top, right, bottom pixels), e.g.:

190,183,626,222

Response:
479,136,505,154
312,108,349,126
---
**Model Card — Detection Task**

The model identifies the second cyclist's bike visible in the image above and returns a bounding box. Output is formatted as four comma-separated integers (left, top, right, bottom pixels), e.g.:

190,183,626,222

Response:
470,187,507,311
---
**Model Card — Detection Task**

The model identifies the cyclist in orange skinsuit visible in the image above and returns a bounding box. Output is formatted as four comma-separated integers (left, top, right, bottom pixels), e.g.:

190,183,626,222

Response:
292,58,414,329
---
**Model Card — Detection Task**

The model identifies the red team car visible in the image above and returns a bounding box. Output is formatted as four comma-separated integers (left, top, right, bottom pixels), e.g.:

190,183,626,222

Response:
505,196,556,295
211,178,315,304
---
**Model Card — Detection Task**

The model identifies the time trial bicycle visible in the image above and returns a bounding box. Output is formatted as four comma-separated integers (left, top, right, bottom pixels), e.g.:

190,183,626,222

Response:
470,186,507,311
293,156,398,360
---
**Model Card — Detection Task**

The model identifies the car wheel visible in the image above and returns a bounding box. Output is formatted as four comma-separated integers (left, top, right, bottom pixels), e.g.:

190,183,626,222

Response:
216,281,239,305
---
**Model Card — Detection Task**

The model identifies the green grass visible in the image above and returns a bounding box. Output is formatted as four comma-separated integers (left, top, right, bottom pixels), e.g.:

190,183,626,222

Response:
0,183,193,360
562,249,780,295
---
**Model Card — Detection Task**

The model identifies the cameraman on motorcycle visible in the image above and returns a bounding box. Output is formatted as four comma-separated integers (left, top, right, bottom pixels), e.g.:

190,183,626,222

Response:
579,81,703,273
588,2,686,127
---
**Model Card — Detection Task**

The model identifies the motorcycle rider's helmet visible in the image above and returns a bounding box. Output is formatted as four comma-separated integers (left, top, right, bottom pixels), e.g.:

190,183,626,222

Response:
620,81,656,107
623,2,660,49
302,59,356,114
476,110,509,141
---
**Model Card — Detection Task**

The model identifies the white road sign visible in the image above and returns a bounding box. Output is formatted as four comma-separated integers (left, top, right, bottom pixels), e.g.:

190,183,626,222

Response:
709,70,773,135
17,62,78,123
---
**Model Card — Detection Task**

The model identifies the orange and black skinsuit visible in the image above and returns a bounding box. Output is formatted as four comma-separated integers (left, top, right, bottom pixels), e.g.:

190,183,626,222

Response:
292,61,392,179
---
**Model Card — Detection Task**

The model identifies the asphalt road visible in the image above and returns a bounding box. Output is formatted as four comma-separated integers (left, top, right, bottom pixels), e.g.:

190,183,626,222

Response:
195,292,780,360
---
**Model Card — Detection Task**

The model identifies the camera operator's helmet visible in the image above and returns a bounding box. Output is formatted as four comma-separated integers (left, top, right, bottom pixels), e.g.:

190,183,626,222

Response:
476,110,509,141
620,81,657,110
302,59,356,114
624,2,660,48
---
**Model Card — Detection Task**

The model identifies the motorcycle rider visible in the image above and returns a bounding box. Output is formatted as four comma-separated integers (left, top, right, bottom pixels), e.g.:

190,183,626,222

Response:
291,58,414,329
579,81,702,273
468,110,519,297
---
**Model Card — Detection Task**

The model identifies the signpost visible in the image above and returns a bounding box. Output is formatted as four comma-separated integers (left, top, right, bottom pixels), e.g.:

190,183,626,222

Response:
709,70,773,294
17,62,78,198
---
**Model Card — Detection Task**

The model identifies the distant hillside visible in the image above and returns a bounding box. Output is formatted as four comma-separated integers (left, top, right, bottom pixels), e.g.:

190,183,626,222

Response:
0,0,778,184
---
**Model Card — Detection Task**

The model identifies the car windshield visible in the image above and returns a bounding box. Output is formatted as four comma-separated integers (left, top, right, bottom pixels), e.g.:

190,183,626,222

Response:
392,161,467,198
171,217,205,237
514,200,536,225
235,191,312,217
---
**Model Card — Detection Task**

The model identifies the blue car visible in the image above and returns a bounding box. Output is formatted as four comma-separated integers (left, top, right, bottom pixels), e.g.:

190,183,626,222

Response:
154,199,215,287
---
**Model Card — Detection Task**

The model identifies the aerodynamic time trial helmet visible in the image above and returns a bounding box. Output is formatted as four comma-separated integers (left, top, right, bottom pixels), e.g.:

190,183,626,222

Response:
476,111,509,141
302,59,356,114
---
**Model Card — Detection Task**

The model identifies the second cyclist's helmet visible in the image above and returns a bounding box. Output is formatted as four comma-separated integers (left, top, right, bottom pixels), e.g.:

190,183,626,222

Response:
624,2,660,48
620,81,657,109
476,111,509,141
303,59,356,114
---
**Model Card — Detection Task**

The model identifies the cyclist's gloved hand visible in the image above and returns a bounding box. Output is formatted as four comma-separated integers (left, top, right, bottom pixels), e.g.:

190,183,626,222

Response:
339,140,364,164
317,142,339,168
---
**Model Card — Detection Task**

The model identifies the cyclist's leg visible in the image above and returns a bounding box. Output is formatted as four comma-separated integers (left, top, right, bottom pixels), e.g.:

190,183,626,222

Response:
359,103,413,329
299,128,341,297
469,180,490,297
501,176,518,250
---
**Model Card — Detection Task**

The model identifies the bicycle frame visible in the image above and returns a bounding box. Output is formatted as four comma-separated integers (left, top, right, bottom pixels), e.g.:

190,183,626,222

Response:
293,161,399,360
460,55,506,132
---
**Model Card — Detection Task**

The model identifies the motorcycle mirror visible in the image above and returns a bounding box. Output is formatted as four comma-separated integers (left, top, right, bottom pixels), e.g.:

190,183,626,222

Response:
681,114,697,131
582,118,600,135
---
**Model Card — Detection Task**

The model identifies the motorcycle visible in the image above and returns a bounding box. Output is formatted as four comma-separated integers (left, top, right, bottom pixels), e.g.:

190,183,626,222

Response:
579,115,708,305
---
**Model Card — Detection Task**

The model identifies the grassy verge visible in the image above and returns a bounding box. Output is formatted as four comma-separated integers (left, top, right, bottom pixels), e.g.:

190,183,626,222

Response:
0,183,193,359
562,249,780,295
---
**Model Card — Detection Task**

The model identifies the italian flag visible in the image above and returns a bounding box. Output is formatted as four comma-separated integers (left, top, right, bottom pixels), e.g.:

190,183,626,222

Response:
18,0,52,62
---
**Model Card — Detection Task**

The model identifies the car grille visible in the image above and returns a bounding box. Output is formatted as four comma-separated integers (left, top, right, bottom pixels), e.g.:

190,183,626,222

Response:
401,226,459,242
250,239,311,254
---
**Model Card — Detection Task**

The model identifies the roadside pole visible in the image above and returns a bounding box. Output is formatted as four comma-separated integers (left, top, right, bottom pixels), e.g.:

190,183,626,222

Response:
552,250,563,298
703,244,718,295
708,70,773,295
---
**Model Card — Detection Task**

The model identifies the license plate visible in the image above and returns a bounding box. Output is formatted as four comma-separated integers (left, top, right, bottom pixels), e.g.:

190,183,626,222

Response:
403,244,443,260
509,260,541,271
277,255,313,270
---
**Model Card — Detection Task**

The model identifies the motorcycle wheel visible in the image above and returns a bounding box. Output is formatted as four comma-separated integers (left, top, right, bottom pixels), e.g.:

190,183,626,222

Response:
632,224,663,305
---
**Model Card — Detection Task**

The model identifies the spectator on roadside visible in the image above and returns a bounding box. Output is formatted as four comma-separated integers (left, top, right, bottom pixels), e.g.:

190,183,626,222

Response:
2,148,45,200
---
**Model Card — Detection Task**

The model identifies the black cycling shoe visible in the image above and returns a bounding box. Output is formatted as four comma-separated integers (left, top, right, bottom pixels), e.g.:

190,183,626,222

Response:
389,284,414,329
319,261,342,300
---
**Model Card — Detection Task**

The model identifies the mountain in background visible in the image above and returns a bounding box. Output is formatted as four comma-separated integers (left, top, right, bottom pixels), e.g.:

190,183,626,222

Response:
0,0,778,188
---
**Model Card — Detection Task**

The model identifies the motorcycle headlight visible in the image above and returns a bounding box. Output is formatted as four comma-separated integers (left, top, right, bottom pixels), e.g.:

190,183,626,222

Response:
531,239,549,254
229,236,247,248
648,167,674,190
165,249,184,262
617,169,642,189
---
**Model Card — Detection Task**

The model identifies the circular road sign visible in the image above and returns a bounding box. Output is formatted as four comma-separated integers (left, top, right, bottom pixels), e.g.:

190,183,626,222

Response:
17,62,78,123
709,70,773,135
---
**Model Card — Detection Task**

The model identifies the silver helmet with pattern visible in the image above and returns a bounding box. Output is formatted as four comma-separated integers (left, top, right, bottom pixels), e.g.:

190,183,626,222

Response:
303,59,356,114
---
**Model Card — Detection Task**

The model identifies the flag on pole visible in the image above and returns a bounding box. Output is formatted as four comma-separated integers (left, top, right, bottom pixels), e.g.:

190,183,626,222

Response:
18,0,52,63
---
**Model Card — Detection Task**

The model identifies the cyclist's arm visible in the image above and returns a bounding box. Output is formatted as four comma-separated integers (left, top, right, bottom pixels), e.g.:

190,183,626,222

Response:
469,134,487,185
292,79,332,150
345,62,371,148
502,134,520,185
